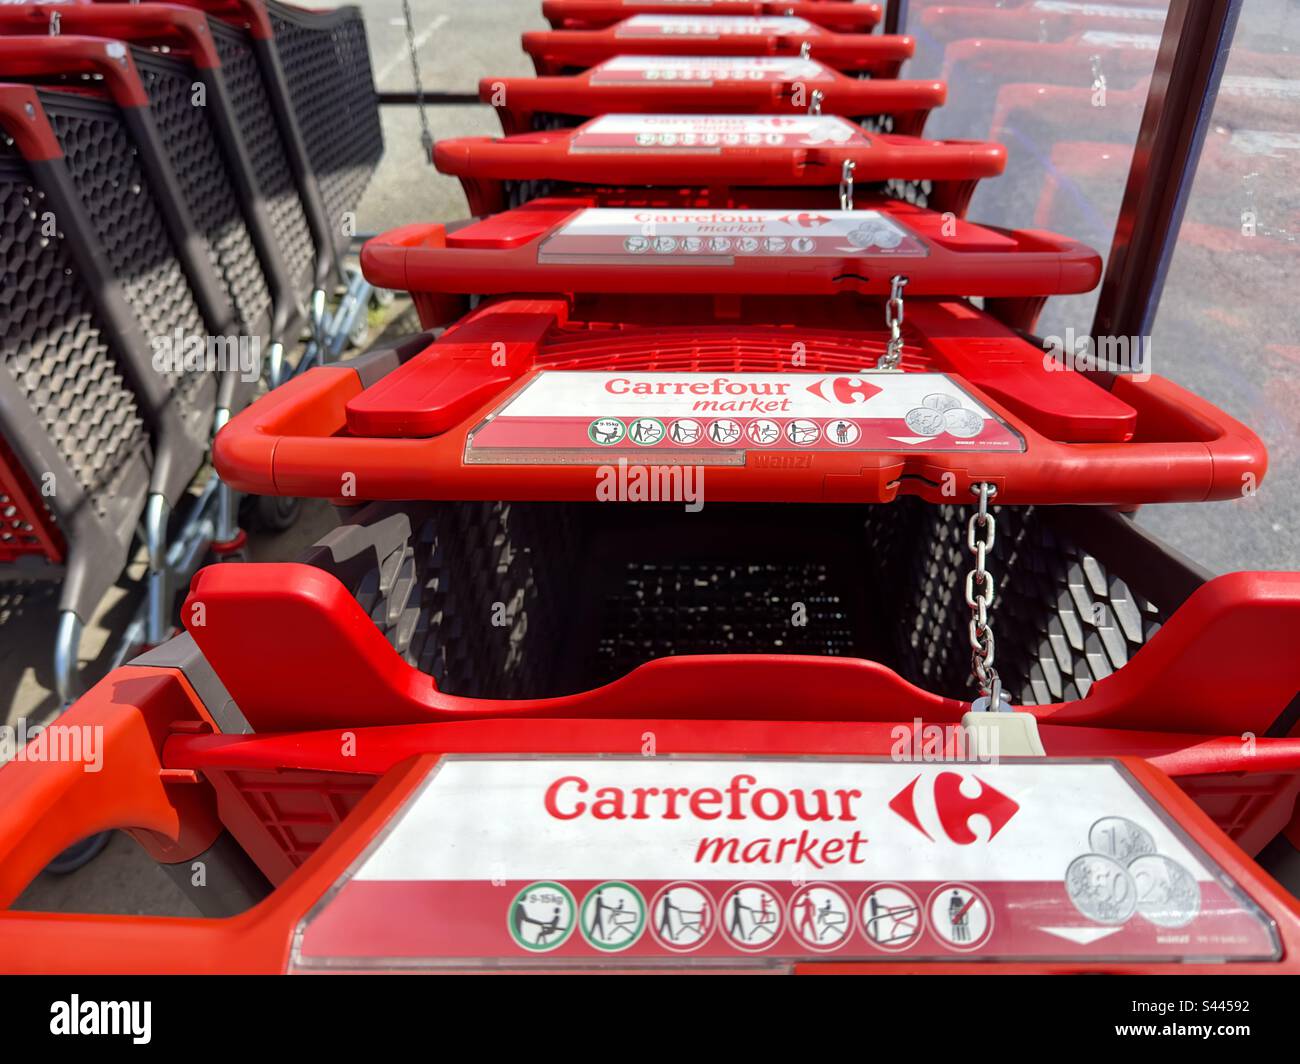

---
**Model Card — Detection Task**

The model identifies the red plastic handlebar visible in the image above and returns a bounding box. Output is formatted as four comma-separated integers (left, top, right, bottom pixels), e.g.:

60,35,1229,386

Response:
541,2,884,34
521,26,915,78
479,70,948,137
0,37,150,108
0,4,222,68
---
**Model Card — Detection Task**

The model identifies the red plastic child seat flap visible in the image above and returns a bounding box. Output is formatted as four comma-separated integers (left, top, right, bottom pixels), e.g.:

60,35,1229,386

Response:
345,300,572,437
907,301,1137,442
447,200,589,249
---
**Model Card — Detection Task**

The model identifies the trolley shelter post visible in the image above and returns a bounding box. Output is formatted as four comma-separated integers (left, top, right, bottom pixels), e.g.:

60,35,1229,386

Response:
884,1,908,37
1089,0,1244,347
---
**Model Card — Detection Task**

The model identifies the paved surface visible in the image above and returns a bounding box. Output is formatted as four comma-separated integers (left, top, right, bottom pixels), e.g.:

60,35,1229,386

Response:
4,0,1297,916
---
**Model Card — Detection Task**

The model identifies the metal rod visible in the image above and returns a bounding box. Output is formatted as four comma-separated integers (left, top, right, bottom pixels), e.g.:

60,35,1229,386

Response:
377,91,480,106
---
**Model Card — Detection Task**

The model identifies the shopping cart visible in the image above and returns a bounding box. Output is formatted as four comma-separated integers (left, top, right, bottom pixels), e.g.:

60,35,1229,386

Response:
433,114,1006,217
482,56,946,137
93,0,386,377
2,0,1297,979
0,497,1296,970
209,202,1263,507
0,4,306,375
0,73,229,703
522,14,914,78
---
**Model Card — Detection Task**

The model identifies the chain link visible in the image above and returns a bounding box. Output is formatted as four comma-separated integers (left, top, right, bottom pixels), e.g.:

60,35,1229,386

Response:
808,89,824,115
965,482,1001,708
839,159,855,211
401,0,434,162
875,275,908,370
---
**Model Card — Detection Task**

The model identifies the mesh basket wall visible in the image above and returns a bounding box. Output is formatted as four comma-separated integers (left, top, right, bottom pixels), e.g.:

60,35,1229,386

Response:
131,49,272,335
303,500,1173,705
209,17,316,303
40,91,212,409
0,146,148,525
267,1,383,244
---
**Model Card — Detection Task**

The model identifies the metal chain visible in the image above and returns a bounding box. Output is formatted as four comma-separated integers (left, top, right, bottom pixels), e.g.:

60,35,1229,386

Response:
800,41,812,60
876,275,908,369
839,159,855,210
808,89,824,115
1090,54,1106,96
965,483,1002,710
401,0,434,162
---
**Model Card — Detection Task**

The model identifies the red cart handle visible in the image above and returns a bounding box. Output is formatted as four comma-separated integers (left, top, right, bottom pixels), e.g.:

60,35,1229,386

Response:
177,0,276,40
0,4,221,68
359,208,1102,301
541,2,884,34
479,72,948,138
213,315,1264,508
0,83,63,161
0,36,150,107
521,26,914,78
435,128,1006,187
434,125,1006,217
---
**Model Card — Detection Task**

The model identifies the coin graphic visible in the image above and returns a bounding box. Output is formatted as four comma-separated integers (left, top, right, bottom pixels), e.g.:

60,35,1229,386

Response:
904,407,945,436
943,407,984,438
1129,854,1201,928
923,393,961,413
1089,817,1157,863
1065,853,1137,925
846,221,891,249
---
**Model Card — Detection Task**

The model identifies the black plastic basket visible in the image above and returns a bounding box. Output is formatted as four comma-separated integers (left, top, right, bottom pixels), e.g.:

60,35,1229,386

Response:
299,497,1208,707
266,0,382,260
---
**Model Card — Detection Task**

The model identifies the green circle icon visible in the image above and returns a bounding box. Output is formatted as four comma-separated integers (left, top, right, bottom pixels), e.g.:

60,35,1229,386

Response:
580,881,647,952
588,417,626,445
508,881,577,952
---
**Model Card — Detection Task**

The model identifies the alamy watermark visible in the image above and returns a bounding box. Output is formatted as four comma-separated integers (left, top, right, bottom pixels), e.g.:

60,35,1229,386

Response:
890,718,1000,765
596,458,705,512
0,718,103,773
1043,328,1152,380
151,329,261,384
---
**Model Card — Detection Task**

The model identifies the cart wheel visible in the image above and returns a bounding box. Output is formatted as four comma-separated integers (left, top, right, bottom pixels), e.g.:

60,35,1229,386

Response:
44,831,112,875
255,494,302,533
240,493,302,533
372,286,396,308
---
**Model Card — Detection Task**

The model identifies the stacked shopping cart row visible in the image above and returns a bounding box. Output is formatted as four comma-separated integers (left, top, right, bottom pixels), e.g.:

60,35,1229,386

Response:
0,0,382,700
1,2,1298,973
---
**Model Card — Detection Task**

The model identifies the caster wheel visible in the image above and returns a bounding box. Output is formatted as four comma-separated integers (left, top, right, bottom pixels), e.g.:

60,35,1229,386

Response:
45,831,112,874
254,494,302,533
240,494,302,533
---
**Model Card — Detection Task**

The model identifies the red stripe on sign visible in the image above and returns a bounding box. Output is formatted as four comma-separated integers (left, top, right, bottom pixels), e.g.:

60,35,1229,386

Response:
293,879,1273,966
